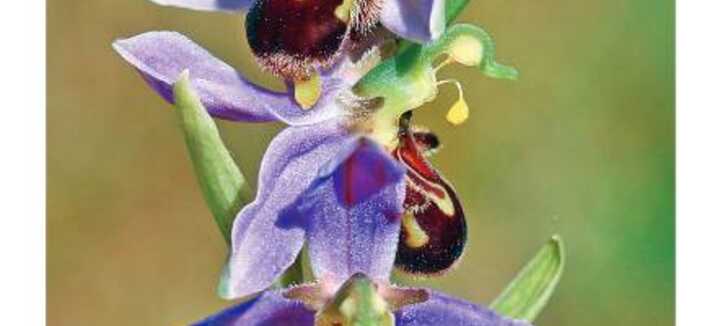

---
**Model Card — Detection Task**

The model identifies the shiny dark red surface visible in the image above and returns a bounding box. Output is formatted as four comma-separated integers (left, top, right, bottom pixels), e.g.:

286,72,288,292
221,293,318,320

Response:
393,127,467,275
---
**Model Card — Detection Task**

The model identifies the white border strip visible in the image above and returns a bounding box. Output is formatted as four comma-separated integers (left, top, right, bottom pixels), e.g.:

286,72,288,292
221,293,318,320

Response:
0,0,46,324
677,1,720,325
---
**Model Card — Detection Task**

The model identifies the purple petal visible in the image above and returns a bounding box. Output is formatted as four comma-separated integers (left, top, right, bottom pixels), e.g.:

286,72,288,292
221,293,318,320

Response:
380,0,446,43
113,31,285,122
149,0,251,12
301,138,406,287
396,291,533,326
192,290,313,326
222,122,348,299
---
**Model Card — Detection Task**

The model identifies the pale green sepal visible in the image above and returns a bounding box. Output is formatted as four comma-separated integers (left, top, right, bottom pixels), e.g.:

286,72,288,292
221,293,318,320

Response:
172,70,253,244
490,235,566,321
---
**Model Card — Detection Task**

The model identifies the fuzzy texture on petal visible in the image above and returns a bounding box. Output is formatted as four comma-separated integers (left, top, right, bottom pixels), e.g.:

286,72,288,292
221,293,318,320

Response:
298,139,407,288
380,0,446,43
395,291,533,326
113,31,286,122
149,0,251,12
222,122,348,299
114,31,350,126
192,290,314,326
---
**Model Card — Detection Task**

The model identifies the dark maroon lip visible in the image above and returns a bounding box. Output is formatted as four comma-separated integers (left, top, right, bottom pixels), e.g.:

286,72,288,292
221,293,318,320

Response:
245,0,383,80
392,120,468,275
246,0,349,79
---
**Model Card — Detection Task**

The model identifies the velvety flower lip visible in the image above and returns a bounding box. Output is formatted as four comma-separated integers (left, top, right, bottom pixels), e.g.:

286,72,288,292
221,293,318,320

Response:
112,31,348,125
147,0,446,44
193,283,533,326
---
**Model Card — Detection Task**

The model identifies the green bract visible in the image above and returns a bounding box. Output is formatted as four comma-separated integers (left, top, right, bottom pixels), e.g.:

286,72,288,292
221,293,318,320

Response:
491,235,566,321
173,71,253,244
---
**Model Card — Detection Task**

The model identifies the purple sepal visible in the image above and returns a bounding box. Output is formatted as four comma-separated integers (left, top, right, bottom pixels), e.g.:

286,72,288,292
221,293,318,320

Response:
300,138,406,287
396,291,534,326
192,290,314,326
222,123,348,298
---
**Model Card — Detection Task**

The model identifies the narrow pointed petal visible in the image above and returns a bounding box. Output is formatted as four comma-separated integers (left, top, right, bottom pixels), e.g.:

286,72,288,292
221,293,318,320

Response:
222,122,348,298
193,291,314,326
395,291,533,326
380,0,446,43
301,139,406,287
113,31,285,122
150,0,251,12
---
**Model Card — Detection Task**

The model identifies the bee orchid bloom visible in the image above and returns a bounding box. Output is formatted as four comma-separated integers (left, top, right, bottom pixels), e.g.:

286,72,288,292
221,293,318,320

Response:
113,22,517,298
194,273,532,326
149,0,445,83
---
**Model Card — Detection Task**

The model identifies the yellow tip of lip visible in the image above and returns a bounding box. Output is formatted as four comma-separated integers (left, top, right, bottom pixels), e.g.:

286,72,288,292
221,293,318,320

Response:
446,98,469,125
294,73,321,110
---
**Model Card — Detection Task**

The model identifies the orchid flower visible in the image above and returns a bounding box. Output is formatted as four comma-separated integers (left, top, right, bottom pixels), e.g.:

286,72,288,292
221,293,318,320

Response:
113,19,518,299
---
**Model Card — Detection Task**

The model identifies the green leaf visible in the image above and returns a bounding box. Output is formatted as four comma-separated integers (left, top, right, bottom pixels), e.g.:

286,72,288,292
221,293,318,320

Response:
490,235,566,321
172,71,253,245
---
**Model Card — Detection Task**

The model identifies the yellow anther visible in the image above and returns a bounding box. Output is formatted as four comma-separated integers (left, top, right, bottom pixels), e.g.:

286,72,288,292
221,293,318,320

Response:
334,0,354,23
437,80,469,126
294,72,321,110
447,35,484,66
446,97,469,126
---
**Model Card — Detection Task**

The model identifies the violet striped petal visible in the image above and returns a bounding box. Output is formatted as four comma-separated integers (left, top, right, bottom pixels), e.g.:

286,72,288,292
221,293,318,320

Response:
113,31,284,122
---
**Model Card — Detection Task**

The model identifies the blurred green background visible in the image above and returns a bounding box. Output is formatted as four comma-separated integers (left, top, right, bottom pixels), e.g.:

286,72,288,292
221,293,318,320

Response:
48,0,674,325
